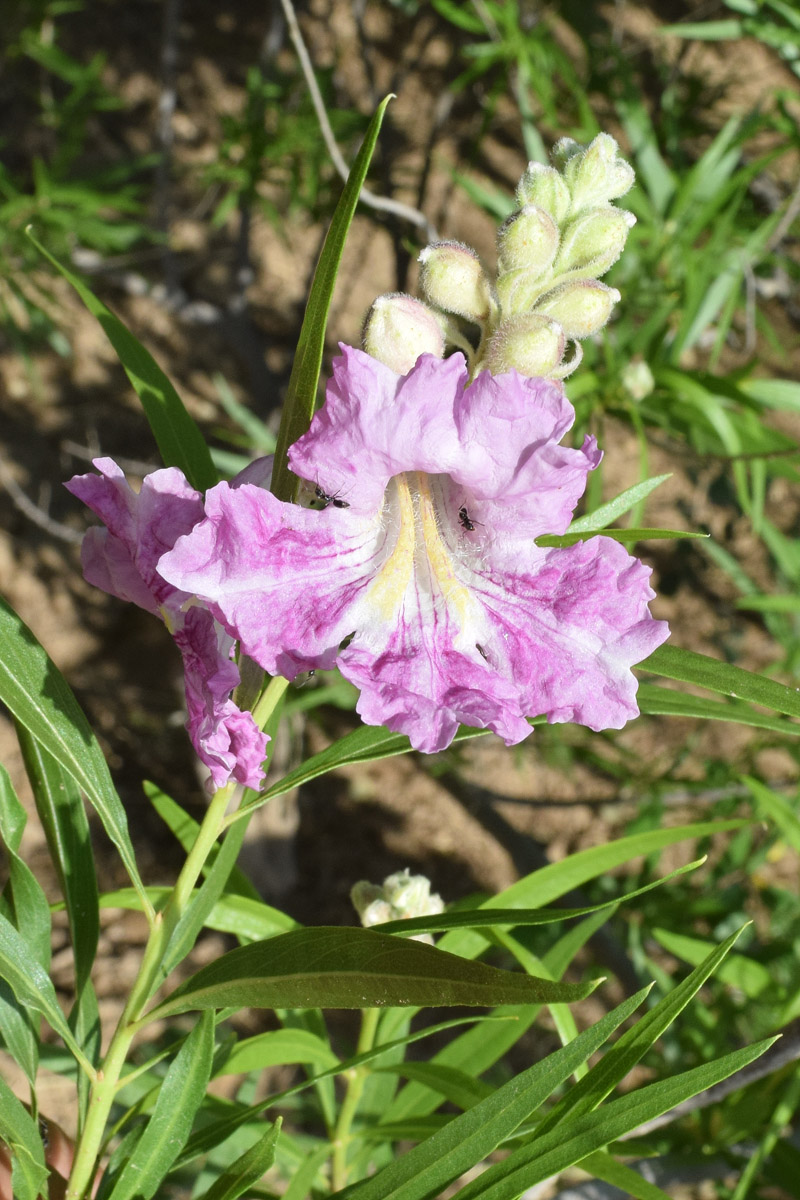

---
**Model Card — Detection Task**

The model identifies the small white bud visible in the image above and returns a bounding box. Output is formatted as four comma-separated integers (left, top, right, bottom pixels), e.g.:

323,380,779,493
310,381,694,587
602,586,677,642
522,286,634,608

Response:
621,358,655,401
351,869,444,944
537,279,620,339
564,133,635,212
484,314,565,378
555,207,635,278
418,241,493,323
497,205,560,277
362,293,446,374
515,163,571,225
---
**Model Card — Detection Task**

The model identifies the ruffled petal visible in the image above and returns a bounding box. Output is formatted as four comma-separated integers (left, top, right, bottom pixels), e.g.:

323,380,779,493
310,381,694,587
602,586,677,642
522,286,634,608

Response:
174,606,267,791
65,457,204,612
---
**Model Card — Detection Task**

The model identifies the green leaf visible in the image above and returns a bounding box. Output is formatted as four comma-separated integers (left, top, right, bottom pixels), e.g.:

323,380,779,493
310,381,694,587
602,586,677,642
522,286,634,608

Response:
144,782,260,900
650,929,771,999
537,527,703,547
238,722,491,814
534,925,749,1139
568,475,672,533
215,1029,338,1077
0,595,148,910
335,989,649,1200
378,858,703,937
448,1039,775,1200
0,765,51,967
375,1063,493,1111
0,908,90,1071
15,727,99,990
574,1151,677,1199
193,1121,280,1200
150,927,599,1020
744,775,800,853
0,1074,48,1200
106,1011,215,1200
97,885,298,941
26,230,217,492
637,683,800,736
270,95,393,502
641,644,800,721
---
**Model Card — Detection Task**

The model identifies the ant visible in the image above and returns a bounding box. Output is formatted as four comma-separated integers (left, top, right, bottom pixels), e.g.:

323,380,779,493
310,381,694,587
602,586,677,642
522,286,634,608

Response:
458,505,477,532
314,484,350,510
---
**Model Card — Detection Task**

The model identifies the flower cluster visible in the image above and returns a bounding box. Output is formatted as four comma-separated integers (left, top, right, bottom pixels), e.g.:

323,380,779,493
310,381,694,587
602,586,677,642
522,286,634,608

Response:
67,132,667,790
363,134,635,381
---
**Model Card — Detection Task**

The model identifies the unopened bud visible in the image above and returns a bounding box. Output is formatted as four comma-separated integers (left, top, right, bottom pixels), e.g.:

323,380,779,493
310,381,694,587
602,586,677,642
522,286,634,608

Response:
418,241,493,323
563,134,635,212
497,205,559,277
555,207,635,277
621,358,655,401
362,293,445,374
351,869,444,944
515,162,571,225
537,279,620,339
484,314,565,378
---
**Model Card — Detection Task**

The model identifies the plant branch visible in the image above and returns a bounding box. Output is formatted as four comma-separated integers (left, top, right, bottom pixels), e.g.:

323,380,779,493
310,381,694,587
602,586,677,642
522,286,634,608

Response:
278,0,438,242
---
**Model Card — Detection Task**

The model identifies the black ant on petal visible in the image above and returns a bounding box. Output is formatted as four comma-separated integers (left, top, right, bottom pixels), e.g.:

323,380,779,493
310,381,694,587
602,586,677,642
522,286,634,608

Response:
458,505,477,532
314,484,350,510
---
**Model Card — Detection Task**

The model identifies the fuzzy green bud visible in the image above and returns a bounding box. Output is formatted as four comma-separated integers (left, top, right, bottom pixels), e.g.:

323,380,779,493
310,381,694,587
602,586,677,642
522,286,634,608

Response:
555,206,635,277
484,313,565,378
362,293,445,374
497,205,560,277
563,133,635,212
515,162,571,225
537,279,620,339
418,240,493,323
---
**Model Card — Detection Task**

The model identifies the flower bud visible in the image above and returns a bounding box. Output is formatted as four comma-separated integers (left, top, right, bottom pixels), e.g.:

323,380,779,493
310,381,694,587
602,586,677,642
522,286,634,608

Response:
563,133,635,212
351,869,444,944
484,314,565,378
418,241,493,323
537,279,620,339
497,205,559,277
362,293,445,374
515,162,571,225
621,358,655,401
555,207,635,277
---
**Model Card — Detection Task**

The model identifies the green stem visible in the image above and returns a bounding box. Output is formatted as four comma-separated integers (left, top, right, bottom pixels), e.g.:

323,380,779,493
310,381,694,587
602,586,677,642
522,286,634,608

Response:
331,1008,380,1192
65,674,289,1198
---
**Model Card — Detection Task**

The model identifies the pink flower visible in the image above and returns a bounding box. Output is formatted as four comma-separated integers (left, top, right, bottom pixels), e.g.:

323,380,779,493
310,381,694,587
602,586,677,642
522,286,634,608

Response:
159,349,669,754
66,459,268,791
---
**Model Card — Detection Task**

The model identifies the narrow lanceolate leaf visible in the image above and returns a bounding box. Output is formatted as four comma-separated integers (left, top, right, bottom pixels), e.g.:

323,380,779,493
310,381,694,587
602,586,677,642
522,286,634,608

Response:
238,720,493,814
0,910,89,1071
150,927,599,1020
637,683,800,736
270,94,393,502
641,644,800,721
193,1121,280,1200
567,474,672,533
534,925,749,1139
0,596,148,909
106,1011,215,1200
537,527,702,547
26,230,217,492
0,1074,48,1200
0,765,52,969
15,728,99,990
335,990,649,1200
215,1029,338,1077
448,1039,776,1200
378,858,702,937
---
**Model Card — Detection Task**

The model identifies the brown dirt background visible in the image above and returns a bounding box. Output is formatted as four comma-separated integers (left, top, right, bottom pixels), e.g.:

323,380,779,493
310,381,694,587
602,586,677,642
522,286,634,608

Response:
1,0,800,1186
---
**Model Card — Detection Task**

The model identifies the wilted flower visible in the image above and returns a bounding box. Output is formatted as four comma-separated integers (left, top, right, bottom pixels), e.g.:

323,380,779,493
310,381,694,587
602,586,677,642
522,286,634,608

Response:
159,348,668,754
66,459,268,792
